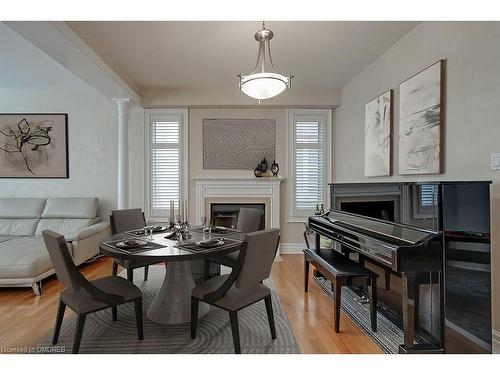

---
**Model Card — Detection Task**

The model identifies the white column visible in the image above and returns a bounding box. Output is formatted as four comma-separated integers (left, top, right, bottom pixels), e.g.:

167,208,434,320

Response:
115,98,131,209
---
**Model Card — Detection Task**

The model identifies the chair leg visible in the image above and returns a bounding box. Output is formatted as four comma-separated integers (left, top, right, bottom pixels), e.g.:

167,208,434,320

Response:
72,314,86,354
204,259,210,280
304,258,310,293
264,295,277,339
334,279,343,333
52,298,66,345
229,311,241,354
144,266,149,281
127,268,134,283
368,276,378,332
112,261,118,276
191,297,199,339
134,298,144,340
112,306,118,321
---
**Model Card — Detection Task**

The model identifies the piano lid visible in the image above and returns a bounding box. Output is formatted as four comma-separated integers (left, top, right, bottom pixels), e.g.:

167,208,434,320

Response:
325,210,437,246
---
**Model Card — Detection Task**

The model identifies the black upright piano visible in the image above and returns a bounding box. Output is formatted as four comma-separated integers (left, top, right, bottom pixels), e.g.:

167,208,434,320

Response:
308,181,492,354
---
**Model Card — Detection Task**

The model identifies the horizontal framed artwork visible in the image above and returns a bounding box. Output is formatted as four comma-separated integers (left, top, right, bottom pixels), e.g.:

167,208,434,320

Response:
203,118,276,170
0,113,68,178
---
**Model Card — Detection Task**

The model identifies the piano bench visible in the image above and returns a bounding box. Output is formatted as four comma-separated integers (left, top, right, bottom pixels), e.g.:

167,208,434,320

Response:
304,248,379,333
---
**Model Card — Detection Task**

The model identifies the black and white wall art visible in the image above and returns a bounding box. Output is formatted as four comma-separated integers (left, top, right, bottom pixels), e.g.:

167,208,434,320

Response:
399,60,444,175
365,89,392,176
0,114,68,178
203,118,276,170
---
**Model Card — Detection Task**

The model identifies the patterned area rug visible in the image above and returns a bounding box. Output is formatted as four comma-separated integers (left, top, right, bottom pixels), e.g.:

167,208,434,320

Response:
38,267,300,354
314,276,432,354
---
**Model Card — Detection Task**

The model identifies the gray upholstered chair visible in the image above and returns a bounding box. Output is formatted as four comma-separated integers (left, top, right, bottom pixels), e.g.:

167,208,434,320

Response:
110,208,158,282
203,207,263,279
191,228,280,354
42,230,143,354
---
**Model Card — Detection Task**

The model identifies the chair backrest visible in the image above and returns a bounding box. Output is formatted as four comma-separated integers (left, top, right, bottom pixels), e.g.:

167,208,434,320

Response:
110,208,145,234
42,230,84,293
236,207,263,233
234,228,280,289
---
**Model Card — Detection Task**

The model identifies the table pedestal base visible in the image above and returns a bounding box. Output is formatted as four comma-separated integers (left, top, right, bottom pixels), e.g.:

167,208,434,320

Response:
147,261,209,325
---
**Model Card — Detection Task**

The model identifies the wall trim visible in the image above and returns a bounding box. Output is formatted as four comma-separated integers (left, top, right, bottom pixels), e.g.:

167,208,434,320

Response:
493,329,500,354
280,242,304,254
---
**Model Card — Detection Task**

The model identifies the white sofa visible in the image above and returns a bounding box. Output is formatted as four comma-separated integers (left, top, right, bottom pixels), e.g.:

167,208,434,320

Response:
0,197,110,295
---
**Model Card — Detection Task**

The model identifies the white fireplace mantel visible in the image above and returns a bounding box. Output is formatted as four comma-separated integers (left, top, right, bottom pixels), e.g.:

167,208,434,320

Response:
193,177,284,231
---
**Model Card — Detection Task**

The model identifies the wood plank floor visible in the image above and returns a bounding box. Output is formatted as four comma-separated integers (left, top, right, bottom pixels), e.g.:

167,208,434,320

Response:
0,255,381,353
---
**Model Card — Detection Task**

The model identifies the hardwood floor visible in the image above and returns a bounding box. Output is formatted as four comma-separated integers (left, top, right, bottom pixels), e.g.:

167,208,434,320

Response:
0,254,381,353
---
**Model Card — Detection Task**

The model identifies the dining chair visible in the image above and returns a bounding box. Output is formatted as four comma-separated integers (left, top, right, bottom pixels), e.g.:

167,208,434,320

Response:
191,228,280,354
110,208,158,282
203,207,263,279
42,230,143,354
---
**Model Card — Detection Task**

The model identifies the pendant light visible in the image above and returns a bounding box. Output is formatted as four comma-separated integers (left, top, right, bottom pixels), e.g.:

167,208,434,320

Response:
238,22,293,100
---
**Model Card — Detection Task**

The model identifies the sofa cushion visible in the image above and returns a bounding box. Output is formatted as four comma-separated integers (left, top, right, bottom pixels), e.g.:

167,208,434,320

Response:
41,198,98,219
0,219,40,236
0,198,46,218
0,237,73,279
35,218,99,237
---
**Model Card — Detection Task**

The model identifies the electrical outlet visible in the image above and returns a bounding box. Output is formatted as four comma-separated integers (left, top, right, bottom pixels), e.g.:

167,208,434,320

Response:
491,153,500,170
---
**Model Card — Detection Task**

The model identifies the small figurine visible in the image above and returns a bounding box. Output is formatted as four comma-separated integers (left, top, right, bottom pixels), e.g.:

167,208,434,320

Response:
271,160,279,176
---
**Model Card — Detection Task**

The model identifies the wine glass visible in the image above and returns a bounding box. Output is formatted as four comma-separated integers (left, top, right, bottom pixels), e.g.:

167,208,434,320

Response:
201,216,207,231
146,219,155,240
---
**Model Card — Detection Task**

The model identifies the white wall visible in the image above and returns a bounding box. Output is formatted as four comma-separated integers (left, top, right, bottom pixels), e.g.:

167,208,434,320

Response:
0,23,124,218
334,21,500,339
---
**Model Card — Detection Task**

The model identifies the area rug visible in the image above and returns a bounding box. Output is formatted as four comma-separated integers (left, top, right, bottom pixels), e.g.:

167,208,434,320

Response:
38,267,300,354
314,276,433,354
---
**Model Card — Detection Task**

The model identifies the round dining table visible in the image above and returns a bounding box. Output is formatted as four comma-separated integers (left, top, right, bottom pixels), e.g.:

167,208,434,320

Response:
99,227,244,325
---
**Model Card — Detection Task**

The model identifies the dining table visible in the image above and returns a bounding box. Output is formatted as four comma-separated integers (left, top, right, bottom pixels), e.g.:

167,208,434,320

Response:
99,226,245,325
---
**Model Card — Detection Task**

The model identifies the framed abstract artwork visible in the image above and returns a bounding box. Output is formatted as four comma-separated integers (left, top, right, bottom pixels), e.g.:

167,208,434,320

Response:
0,113,68,178
364,89,393,176
203,118,276,170
399,60,445,175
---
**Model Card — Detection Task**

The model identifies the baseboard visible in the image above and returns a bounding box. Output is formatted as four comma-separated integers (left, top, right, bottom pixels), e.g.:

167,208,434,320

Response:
493,330,500,354
280,243,304,254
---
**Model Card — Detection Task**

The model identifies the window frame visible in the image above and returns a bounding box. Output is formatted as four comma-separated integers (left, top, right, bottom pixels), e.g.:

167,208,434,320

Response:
286,108,332,223
144,108,188,220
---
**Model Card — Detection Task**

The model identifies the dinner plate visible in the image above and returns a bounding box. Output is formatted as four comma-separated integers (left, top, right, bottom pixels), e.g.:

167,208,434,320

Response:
195,239,224,248
204,226,227,233
152,226,168,233
116,239,148,249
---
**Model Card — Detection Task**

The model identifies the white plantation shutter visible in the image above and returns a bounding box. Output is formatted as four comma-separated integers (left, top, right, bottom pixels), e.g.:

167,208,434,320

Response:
148,112,186,218
288,110,330,220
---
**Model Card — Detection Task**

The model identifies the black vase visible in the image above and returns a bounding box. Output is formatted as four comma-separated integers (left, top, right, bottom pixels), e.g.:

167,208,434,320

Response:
271,160,279,176
260,158,268,173
254,165,262,177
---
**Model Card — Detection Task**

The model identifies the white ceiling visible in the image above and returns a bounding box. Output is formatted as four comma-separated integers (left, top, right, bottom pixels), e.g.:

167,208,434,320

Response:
68,21,418,95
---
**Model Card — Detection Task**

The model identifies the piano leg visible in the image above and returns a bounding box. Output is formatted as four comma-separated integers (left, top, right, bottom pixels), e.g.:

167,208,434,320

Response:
401,272,416,350
368,275,377,332
384,269,391,291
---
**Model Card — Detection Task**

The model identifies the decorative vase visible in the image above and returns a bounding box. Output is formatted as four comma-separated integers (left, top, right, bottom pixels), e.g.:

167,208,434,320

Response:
260,158,268,173
254,165,262,177
271,160,279,176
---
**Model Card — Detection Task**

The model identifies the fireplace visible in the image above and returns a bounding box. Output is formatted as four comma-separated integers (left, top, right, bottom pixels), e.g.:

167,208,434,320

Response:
210,203,265,230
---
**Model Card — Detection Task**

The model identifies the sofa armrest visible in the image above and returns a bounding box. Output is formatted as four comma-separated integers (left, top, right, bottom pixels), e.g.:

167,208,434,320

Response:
65,221,110,242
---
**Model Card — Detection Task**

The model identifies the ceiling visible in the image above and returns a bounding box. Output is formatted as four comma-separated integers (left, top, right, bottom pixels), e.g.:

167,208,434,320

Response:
68,21,418,95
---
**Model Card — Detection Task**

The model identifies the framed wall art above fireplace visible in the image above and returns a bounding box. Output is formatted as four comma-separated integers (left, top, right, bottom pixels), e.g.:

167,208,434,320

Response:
0,113,68,178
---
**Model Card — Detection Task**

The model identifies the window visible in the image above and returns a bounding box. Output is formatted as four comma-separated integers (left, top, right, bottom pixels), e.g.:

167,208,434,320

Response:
287,109,331,221
413,184,439,218
145,109,188,219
